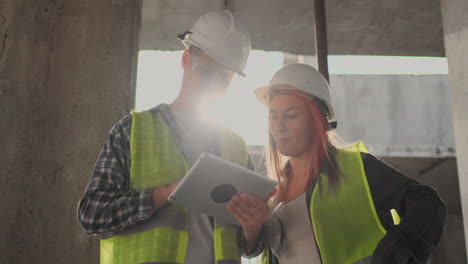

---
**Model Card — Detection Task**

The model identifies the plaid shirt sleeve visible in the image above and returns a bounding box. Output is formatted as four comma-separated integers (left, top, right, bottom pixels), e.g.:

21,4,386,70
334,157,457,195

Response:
77,115,154,234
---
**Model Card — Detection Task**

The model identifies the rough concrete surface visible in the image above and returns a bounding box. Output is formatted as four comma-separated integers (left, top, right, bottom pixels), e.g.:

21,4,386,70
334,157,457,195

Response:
441,0,468,262
140,0,444,56
0,0,139,263
331,75,455,158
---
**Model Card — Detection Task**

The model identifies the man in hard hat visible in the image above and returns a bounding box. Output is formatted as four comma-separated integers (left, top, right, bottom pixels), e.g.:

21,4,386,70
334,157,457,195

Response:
77,10,252,264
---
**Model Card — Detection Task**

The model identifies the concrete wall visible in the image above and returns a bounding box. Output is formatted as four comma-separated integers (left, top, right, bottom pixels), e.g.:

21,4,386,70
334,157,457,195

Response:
441,0,468,262
140,0,444,56
331,75,455,157
0,1,140,263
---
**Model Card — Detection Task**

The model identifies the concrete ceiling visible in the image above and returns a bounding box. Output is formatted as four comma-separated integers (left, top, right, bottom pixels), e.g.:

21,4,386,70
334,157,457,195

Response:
140,0,445,56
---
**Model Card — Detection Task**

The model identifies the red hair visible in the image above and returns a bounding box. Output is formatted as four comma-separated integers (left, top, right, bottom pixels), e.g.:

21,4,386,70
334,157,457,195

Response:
266,91,339,204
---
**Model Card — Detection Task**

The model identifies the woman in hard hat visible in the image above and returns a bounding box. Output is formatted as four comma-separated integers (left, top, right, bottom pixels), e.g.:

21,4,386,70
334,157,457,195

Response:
227,63,446,264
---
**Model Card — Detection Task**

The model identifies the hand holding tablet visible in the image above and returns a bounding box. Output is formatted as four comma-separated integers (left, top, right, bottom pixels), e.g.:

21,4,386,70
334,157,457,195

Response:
168,153,277,225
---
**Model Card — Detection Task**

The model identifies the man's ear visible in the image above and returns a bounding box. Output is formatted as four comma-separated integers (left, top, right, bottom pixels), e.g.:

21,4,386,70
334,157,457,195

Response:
181,49,191,70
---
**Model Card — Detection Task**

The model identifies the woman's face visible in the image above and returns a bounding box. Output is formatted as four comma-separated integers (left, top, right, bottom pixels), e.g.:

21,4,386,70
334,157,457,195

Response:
268,93,314,157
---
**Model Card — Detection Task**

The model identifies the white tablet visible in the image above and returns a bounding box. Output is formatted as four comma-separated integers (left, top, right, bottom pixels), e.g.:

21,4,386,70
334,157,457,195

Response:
168,153,277,225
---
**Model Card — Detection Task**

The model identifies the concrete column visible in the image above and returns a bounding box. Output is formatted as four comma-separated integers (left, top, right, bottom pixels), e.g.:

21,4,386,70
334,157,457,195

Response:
0,1,140,263
441,0,468,262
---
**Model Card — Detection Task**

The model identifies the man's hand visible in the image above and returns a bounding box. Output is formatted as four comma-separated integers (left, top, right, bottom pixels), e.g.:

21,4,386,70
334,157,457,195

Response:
152,180,181,212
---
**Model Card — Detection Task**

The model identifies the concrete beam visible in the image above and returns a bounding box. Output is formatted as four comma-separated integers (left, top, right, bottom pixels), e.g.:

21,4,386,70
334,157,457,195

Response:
441,0,468,262
140,0,444,56
0,0,139,263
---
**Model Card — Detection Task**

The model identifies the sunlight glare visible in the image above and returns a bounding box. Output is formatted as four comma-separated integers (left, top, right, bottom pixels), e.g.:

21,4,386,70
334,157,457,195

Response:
135,50,284,146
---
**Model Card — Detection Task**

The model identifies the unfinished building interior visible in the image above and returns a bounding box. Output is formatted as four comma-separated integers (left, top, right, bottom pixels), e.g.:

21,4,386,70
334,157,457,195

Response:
1,0,468,263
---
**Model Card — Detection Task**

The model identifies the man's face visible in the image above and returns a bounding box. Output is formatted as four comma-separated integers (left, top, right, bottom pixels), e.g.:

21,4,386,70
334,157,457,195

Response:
190,50,235,97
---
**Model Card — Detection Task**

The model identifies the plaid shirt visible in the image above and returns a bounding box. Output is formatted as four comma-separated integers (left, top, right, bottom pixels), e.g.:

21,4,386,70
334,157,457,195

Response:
77,104,254,234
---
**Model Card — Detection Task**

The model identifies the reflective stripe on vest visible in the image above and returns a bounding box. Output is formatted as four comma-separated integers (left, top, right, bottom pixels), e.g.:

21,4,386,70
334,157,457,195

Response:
214,221,241,264
262,142,386,264
101,110,246,264
101,205,187,239
310,142,386,264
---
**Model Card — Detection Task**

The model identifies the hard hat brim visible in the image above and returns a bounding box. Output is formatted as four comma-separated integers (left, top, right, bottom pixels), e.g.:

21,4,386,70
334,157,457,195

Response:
254,84,335,119
182,39,246,77
254,84,303,106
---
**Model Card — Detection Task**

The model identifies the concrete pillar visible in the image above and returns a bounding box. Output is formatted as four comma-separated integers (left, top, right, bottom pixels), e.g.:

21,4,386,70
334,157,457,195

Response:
0,1,140,263
441,0,468,262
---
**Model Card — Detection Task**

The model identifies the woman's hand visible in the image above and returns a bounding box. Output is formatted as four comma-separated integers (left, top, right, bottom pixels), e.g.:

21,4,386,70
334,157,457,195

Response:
227,190,277,252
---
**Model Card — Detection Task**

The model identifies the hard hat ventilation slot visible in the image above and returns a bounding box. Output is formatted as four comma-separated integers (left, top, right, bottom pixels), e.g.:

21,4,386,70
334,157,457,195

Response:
329,121,338,129
177,31,192,41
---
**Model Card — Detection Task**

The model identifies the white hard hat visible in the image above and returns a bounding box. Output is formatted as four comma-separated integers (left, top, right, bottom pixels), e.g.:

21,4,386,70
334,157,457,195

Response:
255,63,335,120
178,10,251,76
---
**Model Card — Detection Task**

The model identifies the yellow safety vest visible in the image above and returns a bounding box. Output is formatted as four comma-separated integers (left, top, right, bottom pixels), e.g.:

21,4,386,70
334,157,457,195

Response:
263,142,399,264
101,109,247,264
